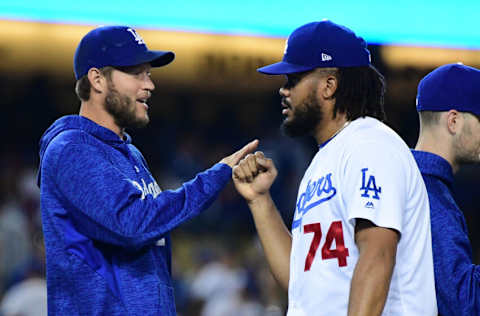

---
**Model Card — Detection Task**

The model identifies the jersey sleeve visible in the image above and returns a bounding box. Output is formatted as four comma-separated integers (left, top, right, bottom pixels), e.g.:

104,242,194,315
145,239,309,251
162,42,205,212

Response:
53,142,231,249
342,140,408,234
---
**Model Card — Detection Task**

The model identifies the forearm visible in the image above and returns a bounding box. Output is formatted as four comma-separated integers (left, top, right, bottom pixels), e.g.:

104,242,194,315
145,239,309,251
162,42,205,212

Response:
59,146,231,247
348,250,395,316
248,194,292,290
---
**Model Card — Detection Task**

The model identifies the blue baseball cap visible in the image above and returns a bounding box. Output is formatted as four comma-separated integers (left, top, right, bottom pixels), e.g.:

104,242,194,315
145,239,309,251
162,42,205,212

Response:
257,20,371,75
74,25,175,80
416,63,480,115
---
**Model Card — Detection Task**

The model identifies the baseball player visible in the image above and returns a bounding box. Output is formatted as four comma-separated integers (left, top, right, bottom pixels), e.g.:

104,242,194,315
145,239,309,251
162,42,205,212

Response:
37,25,257,315
233,21,437,315
413,63,480,316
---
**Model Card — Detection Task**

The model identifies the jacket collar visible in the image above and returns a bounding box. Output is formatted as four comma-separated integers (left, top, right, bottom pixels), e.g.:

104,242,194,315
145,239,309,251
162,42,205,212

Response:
411,150,454,186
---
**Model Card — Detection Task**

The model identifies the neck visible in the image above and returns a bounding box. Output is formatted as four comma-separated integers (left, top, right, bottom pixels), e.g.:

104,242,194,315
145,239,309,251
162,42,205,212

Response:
79,100,124,139
415,129,457,173
314,113,349,145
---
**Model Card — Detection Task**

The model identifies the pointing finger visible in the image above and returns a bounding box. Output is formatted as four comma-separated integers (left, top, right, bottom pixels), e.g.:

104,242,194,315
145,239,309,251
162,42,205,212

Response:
232,139,259,164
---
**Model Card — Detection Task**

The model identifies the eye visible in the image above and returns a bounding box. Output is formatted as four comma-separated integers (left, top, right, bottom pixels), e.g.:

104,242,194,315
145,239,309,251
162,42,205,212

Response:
285,75,301,89
131,68,145,76
130,70,150,80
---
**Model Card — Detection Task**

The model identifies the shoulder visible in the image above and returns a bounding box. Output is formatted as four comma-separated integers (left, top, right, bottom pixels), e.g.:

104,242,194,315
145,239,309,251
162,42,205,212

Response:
423,174,459,212
52,129,94,146
426,178,467,232
342,118,412,164
349,117,405,146
337,118,422,192
43,130,104,166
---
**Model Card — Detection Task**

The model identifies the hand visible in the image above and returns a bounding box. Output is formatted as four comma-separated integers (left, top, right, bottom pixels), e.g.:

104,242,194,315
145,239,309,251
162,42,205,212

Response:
233,151,277,203
220,139,259,168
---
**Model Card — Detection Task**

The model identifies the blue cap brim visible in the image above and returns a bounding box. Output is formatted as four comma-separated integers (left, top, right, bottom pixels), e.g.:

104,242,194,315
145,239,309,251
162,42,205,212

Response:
257,61,314,75
142,50,175,68
114,50,175,69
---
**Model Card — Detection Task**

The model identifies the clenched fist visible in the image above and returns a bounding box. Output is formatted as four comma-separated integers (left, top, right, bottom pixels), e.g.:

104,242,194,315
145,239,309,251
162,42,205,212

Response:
233,151,277,203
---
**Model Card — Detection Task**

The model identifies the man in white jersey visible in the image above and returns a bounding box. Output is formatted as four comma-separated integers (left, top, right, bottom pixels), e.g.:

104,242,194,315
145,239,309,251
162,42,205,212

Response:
232,20,437,316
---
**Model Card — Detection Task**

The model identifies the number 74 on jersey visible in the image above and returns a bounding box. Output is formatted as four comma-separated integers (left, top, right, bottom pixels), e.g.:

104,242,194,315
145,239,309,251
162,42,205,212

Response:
303,221,349,271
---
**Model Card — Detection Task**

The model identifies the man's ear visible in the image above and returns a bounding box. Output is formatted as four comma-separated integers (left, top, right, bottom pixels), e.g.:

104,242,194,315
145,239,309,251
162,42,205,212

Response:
322,74,338,99
446,110,462,135
87,68,106,94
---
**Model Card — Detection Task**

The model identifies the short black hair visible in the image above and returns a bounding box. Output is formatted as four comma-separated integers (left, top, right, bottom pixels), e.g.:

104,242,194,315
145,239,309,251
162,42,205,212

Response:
332,65,386,122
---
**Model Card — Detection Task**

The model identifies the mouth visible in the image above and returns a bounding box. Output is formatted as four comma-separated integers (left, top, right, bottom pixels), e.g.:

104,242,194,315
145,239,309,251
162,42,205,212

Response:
136,98,149,110
281,101,291,116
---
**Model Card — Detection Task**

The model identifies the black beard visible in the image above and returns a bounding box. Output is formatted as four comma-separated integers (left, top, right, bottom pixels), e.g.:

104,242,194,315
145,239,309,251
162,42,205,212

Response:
281,90,322,137
104,83,148,129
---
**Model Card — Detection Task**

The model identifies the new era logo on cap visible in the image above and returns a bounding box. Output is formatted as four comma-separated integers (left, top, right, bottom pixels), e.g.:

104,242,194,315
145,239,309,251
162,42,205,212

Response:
321,53,332,62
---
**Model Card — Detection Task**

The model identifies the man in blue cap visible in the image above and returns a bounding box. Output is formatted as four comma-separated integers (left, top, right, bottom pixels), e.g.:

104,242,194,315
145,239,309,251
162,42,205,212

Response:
413,63,480,316
232,20,437,315
37,25,258,315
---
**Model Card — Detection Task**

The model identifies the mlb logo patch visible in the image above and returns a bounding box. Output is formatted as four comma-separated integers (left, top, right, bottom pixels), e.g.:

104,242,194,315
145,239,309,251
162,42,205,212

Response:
364,201,375,209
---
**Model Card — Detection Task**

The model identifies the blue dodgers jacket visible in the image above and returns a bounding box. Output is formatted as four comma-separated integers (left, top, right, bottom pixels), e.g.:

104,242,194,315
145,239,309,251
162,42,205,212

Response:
38,115,232,315
412,150,480,316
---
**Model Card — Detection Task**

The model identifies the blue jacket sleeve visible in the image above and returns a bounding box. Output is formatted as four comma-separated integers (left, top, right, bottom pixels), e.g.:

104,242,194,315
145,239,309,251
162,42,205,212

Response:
54,142,231,249
430,193,480,316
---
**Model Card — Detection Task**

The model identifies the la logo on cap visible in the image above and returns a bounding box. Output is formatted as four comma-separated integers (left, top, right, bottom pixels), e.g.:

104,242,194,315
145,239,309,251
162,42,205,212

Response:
127,28,145,45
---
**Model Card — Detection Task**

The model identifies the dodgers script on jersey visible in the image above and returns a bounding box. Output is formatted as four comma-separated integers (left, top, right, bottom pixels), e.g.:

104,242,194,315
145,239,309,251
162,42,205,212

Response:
287,117,437,316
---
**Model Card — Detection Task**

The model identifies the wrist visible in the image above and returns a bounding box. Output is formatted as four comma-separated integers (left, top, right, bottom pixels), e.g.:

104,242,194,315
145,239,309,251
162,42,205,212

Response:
247,193,273,209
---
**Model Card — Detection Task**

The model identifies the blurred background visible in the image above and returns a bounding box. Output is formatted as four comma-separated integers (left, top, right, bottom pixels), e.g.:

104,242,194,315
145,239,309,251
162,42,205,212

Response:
0,1,480,315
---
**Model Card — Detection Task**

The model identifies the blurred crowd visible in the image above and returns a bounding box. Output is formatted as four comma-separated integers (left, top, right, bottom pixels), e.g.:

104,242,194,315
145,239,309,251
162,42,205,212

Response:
1,60,480,315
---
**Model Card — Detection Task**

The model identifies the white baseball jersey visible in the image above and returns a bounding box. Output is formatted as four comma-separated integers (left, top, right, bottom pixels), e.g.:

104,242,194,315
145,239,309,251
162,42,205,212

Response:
287,117,437,316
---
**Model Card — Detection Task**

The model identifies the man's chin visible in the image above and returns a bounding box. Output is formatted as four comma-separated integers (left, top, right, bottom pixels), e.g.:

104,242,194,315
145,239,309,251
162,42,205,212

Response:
139,113,150,126
132,117,149,129
117,115,149,129
281,121,310,138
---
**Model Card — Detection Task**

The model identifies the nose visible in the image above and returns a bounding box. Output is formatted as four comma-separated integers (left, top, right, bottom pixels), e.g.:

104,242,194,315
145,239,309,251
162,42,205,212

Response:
279,86,290,97
145,75,155,91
